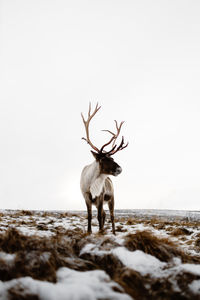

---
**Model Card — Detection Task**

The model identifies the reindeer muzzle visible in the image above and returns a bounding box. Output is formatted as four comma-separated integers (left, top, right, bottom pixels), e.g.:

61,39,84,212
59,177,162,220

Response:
114,166,122,176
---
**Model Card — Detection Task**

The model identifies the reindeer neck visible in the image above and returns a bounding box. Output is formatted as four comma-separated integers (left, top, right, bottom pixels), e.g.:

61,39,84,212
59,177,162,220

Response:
89,160,108,198
89,160,100,179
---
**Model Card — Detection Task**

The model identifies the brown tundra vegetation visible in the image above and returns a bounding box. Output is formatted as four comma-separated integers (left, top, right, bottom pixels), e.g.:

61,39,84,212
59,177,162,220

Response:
0,209,200,299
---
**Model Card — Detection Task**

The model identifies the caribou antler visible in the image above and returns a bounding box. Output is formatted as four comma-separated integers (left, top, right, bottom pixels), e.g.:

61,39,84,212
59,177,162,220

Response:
100,120,125,153
81,102,128,155
81,102,101,152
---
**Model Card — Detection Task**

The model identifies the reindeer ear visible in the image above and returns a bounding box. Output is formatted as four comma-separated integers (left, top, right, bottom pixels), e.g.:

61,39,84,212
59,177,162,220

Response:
91,150,99,160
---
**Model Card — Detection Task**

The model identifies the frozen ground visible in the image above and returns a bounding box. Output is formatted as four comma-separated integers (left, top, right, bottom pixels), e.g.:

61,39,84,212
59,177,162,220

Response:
0,209,200,299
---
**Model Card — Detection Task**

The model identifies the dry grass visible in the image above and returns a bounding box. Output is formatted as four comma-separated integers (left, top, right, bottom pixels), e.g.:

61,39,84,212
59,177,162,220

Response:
116,225,128,232
123,230,200,264
8,286,39,300
170,228,192,236
0,227,94,283
115,268,200,300
195,238,200,249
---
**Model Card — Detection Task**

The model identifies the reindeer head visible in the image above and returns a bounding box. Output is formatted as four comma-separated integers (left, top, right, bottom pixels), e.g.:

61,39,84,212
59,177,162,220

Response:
90,150,122,176
81,103,128,177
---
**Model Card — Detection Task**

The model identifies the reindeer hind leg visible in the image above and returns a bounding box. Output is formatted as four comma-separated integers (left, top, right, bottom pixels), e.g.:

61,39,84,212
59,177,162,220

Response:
108,197,115,234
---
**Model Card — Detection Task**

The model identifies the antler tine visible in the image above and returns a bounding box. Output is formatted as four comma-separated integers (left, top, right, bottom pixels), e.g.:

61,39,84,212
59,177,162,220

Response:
100,120,125,153
109,136,129,155
88,102,91,117
115,120,124,132
104,144,117,155
99,135,116,153
81,102,101,152
112,120,125,146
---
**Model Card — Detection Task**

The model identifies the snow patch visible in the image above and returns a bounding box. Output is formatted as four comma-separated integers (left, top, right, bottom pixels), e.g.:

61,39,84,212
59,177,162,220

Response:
189,280,200,294
80,243,110,256
180,264,200,276
0,267,132,300
113,247,166,277
0,252,16,266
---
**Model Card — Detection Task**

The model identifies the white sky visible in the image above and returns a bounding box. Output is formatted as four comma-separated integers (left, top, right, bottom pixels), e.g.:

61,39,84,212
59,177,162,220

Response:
0,0,200,211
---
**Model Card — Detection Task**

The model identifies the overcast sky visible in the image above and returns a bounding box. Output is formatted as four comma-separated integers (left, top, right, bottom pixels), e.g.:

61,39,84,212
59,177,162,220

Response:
0,0,200,211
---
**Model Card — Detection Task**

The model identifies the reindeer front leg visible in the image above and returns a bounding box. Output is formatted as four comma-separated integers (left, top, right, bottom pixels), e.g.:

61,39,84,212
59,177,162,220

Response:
86,202,92,233
87,204,92,233
85,193,92,233
97,197,104,233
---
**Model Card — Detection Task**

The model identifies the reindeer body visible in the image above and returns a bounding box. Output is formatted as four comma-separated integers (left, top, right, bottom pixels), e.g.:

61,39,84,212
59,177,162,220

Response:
81,160,116,199
80,160,115,233
80,103,128,234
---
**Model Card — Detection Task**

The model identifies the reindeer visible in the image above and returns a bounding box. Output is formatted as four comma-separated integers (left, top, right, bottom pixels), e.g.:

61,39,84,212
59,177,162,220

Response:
80,103,128,234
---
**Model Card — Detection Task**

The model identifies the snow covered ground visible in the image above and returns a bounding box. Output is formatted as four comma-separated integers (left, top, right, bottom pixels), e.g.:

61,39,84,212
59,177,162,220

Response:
0,209,200,299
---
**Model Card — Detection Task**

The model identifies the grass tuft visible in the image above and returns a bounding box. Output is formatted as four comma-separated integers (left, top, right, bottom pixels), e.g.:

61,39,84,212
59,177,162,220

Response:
123,230,200,264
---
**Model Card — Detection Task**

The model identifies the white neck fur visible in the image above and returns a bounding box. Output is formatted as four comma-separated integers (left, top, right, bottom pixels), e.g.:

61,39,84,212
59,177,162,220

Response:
81,161,108,199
